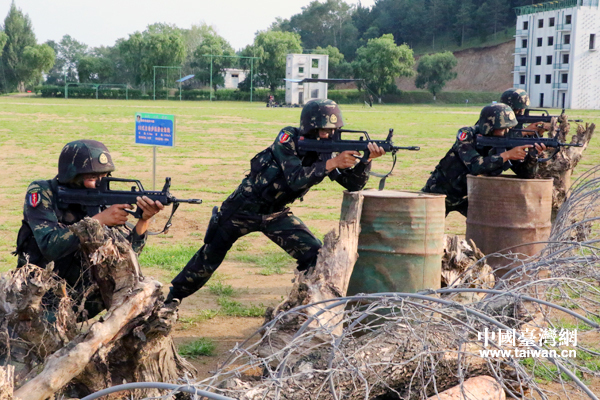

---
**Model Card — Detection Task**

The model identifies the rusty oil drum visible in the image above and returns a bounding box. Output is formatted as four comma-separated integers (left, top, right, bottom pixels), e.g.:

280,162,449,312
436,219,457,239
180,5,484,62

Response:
343,190,446,295
466,175,553,271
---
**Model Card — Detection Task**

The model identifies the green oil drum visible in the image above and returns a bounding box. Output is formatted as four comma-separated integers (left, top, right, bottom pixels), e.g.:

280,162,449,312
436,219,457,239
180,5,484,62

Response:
343,190,446,295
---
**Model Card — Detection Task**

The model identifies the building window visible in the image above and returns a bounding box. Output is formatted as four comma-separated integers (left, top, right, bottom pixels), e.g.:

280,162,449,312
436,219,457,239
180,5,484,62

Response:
311,59,319,68
298,67,304,74
561,73,568,84
311,73,319,79
563,54,569,64
537,37,543,47
522,39,528,48
536,56,542,65
546,75,551,84
535,75,541,84
591,34,596,50
231,74,238,78
548,36,554,46
566,15,571,24
549,17,555,27
311,88,319,98
521,57,527,66
538,19,544,28
546,55,552,65
564,34,570,45
520,75,526,84
523,21,529,30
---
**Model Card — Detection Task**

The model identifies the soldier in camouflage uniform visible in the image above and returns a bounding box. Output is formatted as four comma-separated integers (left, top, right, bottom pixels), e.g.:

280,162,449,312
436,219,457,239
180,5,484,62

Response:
501,88,549,136
15,139,164,317
167,100,385,302
422,103,546,216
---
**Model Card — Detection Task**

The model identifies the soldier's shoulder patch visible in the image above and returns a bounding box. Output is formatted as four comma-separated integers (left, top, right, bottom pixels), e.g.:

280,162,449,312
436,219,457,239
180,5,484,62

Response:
28,192,41,208
457,129,469,141
278,130,291,144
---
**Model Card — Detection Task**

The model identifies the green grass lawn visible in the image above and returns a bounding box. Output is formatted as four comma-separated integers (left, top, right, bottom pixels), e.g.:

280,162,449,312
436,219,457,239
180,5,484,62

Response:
0,97,598,274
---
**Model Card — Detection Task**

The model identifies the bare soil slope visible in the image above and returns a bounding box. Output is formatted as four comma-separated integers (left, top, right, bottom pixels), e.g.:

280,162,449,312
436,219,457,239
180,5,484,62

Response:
397,40,516,92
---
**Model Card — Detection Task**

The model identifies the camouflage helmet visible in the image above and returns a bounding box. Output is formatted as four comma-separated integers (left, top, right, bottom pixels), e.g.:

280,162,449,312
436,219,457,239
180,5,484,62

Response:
299,99,344,135
477,103,518,136
500,88,530,110
58,140,115,183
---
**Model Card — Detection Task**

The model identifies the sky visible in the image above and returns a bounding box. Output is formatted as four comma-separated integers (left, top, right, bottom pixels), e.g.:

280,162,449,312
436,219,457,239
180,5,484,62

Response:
0,0,376,51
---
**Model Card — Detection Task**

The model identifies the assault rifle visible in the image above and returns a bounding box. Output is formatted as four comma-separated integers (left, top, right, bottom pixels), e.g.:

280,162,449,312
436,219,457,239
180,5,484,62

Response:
517,108,583,125
57,177,202,234
297,128,420,162
297,128,420,189
475,134,582,163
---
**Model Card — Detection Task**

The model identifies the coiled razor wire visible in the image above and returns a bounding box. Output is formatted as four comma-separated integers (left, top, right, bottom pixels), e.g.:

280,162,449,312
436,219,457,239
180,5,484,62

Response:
86,165,600,399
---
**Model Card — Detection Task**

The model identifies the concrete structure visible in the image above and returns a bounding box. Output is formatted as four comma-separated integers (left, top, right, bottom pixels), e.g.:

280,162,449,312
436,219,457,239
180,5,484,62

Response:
285,54,329,105
513,0,600,109
222,68,247,89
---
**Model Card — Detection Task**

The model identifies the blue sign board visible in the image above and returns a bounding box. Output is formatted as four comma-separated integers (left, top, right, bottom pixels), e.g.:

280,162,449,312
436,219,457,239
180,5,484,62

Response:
135,113,175,147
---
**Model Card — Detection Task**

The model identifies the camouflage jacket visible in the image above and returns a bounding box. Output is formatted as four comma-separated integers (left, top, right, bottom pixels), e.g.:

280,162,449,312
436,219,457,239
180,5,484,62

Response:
423,126,538,205
15,177,147,286
234,127,371,213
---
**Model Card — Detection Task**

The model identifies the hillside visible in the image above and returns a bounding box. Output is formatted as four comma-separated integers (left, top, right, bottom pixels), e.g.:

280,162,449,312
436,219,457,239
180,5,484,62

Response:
397,40,516,93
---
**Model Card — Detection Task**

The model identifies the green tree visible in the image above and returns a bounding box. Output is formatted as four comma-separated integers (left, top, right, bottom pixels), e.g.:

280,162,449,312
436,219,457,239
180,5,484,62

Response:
314,45,352,88
248,30,302,92
1,2,54,92
277,0,357,60
352,34,414,99
45,34,88,84
77,55,114,83
118,26,185,87
415,51,457,100
187,24,236,91
454,0,475,47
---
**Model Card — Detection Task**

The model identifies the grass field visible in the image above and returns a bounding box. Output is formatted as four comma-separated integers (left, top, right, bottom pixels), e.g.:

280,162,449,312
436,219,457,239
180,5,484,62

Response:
1,96,598,375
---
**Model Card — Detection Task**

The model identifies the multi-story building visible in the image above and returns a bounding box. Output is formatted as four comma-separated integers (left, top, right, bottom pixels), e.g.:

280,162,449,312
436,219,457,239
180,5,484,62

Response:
285,54,329,105
513,0,599,109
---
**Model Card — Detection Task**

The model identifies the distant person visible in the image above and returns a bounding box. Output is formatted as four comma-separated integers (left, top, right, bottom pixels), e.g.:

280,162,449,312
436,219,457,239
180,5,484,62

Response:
15,140,164,318
166,100,386,303
422,104,546,217
501,88,549,137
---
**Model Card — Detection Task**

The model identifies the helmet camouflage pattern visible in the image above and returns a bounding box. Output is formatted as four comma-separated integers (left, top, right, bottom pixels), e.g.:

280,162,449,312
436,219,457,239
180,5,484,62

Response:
58,139,115,183
299,99,344,135
477,103,518,136
500,88,530,110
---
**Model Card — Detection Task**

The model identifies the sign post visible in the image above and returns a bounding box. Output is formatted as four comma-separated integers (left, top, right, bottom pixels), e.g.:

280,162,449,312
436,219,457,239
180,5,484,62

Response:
135,113,176,189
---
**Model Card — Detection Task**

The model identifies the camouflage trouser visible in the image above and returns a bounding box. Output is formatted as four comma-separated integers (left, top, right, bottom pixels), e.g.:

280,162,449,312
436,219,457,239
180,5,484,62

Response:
170,200,322,300
422,179,469,217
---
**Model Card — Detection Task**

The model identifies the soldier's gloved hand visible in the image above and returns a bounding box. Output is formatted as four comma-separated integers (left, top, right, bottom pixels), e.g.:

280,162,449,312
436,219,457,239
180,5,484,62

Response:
137,196,164,221
93,204,131,226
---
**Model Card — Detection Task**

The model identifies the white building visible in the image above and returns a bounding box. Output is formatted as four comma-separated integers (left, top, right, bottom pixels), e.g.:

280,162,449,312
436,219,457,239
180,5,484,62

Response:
513,0,600,109
222,68,247,89
285,54,329,105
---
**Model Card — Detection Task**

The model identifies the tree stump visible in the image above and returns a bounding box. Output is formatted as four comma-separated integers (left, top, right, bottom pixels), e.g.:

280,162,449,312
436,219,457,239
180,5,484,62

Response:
536,116,595,217
1,218,195,400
